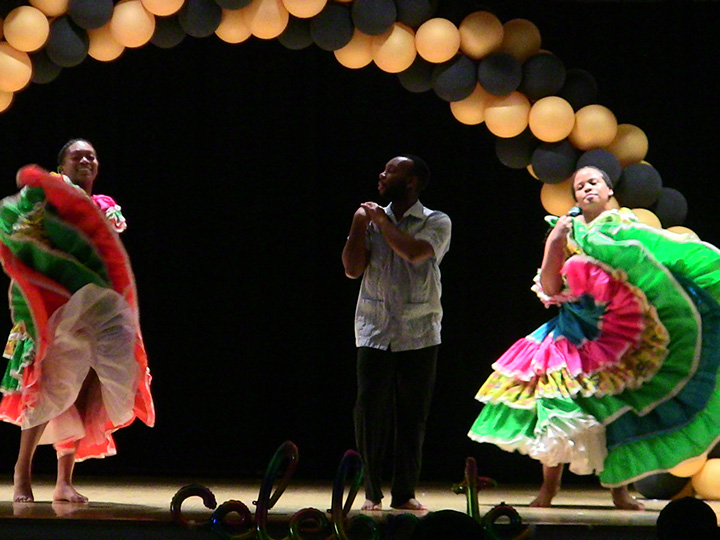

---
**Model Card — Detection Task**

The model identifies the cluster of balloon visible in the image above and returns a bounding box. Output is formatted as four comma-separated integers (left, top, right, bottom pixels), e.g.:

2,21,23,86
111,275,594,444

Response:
634,443,720,501
0,0,690,228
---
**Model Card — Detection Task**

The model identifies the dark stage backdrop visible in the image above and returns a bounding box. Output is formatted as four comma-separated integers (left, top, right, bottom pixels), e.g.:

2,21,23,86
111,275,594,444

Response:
0,0,719,489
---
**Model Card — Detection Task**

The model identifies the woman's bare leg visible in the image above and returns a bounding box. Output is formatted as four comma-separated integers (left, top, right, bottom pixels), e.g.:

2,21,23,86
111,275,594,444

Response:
611,486,644,511
530,464,564,507
13,422,48,502
53,443,87,503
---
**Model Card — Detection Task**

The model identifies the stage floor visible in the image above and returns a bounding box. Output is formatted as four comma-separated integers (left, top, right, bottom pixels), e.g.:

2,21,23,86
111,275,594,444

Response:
0,476,716,539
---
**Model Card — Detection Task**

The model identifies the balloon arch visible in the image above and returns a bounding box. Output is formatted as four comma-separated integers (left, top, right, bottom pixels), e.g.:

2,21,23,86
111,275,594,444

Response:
0,0,691,232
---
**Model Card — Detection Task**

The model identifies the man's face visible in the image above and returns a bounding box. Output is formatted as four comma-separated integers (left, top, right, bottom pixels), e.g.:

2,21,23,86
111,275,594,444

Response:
60,141,99,193
378,157,414,201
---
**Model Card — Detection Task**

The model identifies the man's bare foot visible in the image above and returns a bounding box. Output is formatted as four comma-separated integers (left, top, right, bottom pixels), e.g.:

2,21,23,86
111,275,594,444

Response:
391,498,427,511
13,473,34,503
361,499,382,511
53,484,88,503
611,487,645,511
529,485,558,507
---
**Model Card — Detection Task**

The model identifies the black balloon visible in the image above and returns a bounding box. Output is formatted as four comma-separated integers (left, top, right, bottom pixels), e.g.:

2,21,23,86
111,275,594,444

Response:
397,56,434,93
214,0,252,8
657,497,718,540
151,16,187,49
68,0,114,30
178,0,222,38
278,16,313,51
496,128,540,169
395,0,438,29
559,68,598,111
519,52,566,102
477,52,522,96
30,50,62,85
413,510,484,540
45,16,89,68
634,473,690,499
352,0,396,36
431,55,477,102
531,140,579,184
310,3,354,52
615,163,663,208
652,187,688,228
576,148,622,186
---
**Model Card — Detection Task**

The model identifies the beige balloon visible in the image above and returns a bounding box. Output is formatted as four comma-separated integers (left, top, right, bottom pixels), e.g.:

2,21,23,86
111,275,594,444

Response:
484,91,531,138
529,96,575,143
334,29,374,69
282,0,326,19
540,178,575,215
605,124,649,167
3,6,50,53
111,0,156,49
415,18,460,64
372,23,416,74
88,23,125,62
569,104,618,151
692,459,720,500
459,11,503,60
450,84,493,126
141,0,184,17
527,164,538,180
667,225,699,239
0,90,13,114
216,9,252,44
29,0,69,17
631,208,661,228
0,43,33,93
670,455,707,478
500,19,541,62
244,0,289,40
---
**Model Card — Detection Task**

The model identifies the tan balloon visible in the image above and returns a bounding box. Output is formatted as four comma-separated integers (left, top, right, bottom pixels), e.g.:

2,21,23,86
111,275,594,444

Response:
3,6,50,53
111,0,156,48
670,455,707,478
541,178,575,215
667,225,699,239
334,29,374,69
141,0,184,17
0,43,32,93
484,91,531,138
0,90,13,114
692,459,720,500
500,19,541,62
568,104,618,151
216,8,252,44
605,124,649,167
450,84,493,125
415,18,460,64
244,0,289,40
29,0,69,17
527,164,538,180
282,0,326,19
529,96,575,143
372,23,416,74
88,23,125,62
459,11,503,60
632,208,661,228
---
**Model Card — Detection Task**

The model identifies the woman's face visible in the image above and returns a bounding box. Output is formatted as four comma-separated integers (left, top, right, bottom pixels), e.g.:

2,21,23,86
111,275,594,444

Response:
60,140,99,193
573,167,613,210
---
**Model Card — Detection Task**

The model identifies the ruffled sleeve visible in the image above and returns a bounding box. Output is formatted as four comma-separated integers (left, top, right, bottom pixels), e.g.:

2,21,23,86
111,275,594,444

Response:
91,194,127,233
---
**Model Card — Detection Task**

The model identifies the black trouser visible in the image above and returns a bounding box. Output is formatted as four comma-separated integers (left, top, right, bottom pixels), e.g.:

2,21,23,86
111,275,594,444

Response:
353,345,438,506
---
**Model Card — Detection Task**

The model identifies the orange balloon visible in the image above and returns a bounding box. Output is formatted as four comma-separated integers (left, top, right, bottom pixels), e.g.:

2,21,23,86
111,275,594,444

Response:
415,18,460,64
216,9,252,44
141,0,184,16
110,0,155,48
692,459,720,500
3,6,50,53
334,29,374,69
670,455,707,478
605,124,649,167
449,84,493,125
632,208,661,228
527,163,538,180
569,104,618,151
540,177,575,215
529,96,575,143
500,19,541,62
244,0,289,40
459,11,503,60
484,91,531,138
29,0,68,17
282,0,326,19
0,43,33,93
372,23,416,74
667,225,699,239
88,23,125,61
0,90,14,114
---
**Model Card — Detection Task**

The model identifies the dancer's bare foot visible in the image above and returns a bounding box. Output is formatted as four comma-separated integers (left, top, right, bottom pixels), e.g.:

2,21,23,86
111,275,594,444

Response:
391,498,427,511
611,487,644,511
53,483,88,503
13,472,34,503
529,485,558,507
361,499,382,511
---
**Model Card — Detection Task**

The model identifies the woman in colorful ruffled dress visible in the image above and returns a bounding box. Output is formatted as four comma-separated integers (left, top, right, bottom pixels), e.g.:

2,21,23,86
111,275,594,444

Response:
468,165,720,510
0,139,154,503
